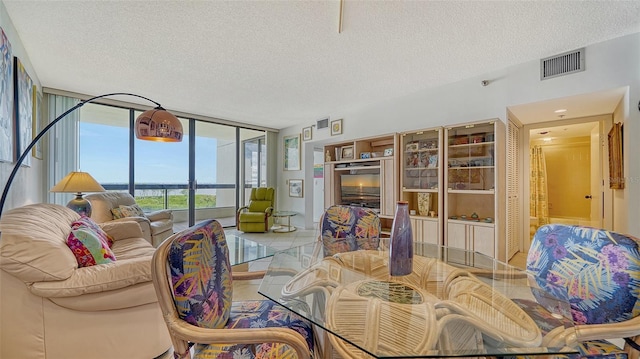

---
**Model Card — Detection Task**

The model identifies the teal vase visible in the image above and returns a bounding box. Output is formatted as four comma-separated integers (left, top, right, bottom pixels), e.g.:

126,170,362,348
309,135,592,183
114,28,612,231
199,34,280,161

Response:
389,201,413,276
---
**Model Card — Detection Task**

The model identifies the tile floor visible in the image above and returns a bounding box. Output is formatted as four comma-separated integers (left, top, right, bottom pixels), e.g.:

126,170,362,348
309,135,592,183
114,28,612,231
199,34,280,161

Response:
226,227,318,300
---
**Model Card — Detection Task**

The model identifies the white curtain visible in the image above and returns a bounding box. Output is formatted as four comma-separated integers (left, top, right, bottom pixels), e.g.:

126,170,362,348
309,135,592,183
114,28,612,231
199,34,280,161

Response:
46,93,80,205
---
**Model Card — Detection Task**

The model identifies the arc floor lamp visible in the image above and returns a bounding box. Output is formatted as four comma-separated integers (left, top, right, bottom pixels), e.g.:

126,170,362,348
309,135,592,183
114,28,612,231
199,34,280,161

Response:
0,92,183,218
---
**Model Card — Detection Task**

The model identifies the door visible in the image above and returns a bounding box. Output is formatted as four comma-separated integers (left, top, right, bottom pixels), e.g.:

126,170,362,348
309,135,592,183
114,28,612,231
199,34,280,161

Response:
589,124,602,227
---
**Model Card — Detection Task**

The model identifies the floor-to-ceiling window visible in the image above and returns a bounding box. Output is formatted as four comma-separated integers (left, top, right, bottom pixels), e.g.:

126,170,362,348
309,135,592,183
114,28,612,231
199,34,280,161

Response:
241,131,267,206
78,104,129,191
71,99,269,228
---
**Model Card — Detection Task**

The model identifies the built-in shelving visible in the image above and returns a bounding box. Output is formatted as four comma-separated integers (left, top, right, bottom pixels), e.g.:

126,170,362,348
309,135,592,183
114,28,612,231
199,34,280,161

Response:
444,120,505,260
324,134,398,237
399,127,443,245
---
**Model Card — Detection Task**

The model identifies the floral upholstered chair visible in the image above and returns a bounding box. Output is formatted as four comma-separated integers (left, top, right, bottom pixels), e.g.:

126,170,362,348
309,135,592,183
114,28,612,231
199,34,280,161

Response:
320,205,381,257
151,219,314,359
515,224,640,359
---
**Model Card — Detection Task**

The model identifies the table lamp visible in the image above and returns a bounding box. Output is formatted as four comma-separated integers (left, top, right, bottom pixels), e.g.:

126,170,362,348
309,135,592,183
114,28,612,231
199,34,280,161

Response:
49,171,106,216
0,92,183,218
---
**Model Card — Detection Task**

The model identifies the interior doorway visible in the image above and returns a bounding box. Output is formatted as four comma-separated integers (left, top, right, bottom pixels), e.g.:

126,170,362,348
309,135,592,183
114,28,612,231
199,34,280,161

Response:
527,119,607,242
507,87,625,257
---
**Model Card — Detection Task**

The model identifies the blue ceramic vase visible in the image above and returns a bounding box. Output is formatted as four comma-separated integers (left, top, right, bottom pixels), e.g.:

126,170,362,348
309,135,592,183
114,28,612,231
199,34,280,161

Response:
389,201,413,276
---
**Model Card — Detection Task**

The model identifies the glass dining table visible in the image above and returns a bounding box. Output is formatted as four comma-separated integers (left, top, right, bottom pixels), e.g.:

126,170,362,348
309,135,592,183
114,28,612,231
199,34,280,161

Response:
258,241,578,358
226,233,277,267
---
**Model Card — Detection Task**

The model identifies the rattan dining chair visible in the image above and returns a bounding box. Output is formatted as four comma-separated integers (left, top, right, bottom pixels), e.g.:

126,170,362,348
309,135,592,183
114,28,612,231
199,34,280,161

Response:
514,224,640,359
151,219,314,359
319,205,381,257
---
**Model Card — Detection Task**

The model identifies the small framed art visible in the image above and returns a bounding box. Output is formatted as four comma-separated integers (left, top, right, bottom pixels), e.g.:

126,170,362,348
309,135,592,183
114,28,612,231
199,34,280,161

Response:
331,118,343,136
289,179,303,198
341,145,354,160
283,134,301,171
302,126,312,141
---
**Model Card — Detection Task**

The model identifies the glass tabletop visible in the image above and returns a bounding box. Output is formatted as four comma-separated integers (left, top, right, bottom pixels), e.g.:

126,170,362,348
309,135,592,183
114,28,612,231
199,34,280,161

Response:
273,211,297,217
225,233,277,266
258,242,578,358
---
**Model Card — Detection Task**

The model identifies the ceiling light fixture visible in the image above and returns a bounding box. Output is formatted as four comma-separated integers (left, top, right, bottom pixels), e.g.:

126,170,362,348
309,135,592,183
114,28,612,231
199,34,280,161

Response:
554,109,567,113
0,92,182,217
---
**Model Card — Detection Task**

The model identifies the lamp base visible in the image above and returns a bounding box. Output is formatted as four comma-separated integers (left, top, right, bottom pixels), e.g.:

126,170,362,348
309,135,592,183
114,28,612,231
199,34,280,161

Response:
67,193,92,217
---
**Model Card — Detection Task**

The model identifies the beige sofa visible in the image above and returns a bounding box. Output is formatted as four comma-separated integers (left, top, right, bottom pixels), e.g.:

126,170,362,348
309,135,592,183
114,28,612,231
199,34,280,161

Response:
0,204,171,359
86,192,174,247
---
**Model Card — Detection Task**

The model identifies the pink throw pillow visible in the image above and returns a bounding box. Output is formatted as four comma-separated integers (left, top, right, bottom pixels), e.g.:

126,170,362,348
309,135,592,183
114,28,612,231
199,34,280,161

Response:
67,216,116,267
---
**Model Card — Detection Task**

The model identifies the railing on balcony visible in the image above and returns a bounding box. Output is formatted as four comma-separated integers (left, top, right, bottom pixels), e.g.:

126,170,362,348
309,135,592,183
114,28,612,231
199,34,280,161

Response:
102,183,237,211
101,183,255,227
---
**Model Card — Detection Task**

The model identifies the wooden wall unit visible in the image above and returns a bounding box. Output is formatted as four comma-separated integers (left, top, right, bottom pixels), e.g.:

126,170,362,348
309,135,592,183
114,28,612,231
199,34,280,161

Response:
324,134,398,236
399,127,443,245
322,120,506,261
444,119,506,261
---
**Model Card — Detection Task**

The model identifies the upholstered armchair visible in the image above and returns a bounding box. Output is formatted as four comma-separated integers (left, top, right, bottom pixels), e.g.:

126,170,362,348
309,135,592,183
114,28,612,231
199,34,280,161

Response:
86,192,173,246
236,187,275,233
514,224,640,358
151,219,314,359
320,205,381,257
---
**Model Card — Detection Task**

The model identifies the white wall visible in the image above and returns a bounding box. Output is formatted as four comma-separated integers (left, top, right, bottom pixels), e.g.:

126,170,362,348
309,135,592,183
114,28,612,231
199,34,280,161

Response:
0,2,43,215
278,32,640,236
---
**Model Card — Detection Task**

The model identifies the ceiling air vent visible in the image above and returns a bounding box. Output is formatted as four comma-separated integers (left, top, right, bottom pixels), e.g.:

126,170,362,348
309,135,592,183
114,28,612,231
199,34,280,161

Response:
540,48,585,80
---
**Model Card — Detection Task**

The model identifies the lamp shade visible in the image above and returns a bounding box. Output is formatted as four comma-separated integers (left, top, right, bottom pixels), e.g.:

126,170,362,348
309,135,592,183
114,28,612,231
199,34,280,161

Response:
135,107,183,142
50,171,106,193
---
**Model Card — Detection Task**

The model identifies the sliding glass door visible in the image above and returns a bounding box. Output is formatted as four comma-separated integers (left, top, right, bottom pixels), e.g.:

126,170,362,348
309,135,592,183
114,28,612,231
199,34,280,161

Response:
74,99,269,229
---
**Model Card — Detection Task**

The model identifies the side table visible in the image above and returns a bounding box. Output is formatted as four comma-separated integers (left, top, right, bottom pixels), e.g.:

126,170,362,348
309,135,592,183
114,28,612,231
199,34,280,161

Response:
272,211,297,233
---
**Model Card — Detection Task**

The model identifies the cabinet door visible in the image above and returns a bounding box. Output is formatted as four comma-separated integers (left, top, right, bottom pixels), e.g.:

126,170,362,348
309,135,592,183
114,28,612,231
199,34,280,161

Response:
324,164,334,208
472,225,495,257
446,222,467,250
421,219,439,245
411,218,439,245
410,218,422,243
381,158,396,217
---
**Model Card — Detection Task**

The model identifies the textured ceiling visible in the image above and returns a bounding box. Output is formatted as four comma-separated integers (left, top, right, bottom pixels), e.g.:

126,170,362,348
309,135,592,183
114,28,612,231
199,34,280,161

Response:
3,1,640,129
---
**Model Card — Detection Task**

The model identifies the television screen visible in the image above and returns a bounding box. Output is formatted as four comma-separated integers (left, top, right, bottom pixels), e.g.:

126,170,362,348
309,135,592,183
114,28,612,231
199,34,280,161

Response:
340,173,381,209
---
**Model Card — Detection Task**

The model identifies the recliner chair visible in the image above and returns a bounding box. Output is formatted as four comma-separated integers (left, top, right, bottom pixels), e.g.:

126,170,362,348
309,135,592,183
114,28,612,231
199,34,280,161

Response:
236,187,275,233
86,192,174,246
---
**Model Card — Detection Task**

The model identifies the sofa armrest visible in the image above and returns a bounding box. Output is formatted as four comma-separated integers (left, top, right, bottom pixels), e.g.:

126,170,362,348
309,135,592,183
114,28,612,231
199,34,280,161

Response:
29,256,153,298
100,220,144,241
266,206,274,216
146,209,172,222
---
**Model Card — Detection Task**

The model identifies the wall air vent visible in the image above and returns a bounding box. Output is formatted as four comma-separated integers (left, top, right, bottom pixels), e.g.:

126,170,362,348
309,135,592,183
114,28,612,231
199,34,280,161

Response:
317,118,329,129
540,48,585,80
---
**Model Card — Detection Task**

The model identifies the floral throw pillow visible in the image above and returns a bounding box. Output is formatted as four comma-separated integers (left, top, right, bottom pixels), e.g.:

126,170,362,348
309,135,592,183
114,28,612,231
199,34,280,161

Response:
111,204,145,220
67,216,117,267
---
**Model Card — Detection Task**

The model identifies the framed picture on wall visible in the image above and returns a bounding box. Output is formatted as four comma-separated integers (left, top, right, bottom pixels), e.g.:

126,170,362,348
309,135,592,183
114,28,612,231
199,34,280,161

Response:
32,86,43,159
608,122,624,189
14,56,33,167
0,27,13,163
283,134,301,171
302,126,312,141
331,118,343,136
289,179,303,198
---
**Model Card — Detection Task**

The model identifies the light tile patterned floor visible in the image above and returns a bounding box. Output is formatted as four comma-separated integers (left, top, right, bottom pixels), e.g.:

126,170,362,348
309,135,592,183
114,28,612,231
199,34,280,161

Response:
226,227,317,300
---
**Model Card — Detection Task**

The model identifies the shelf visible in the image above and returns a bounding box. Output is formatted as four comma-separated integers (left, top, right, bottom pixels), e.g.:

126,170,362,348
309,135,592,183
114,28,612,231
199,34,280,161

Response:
334,165,381,171
405,166,438,170
447,219,494,228
402,188,438,193
410,215,438,221
448,141,495,148
448,166,494,170
447,189,495,194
